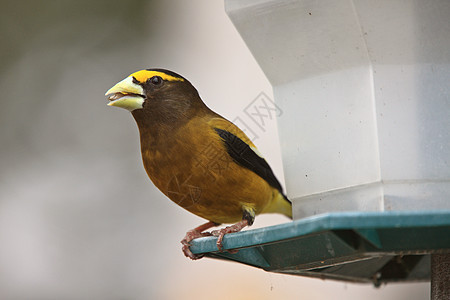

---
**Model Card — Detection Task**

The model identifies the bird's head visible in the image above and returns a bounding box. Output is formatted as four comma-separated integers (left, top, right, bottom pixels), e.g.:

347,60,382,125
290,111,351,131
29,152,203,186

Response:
105,69,203,118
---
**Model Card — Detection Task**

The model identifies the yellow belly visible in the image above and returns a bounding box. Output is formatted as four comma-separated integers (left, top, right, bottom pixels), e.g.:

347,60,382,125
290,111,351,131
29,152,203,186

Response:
141,139,274,224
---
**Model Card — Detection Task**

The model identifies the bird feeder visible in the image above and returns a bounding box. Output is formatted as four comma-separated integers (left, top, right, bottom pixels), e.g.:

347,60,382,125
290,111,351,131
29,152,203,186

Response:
191,0,450,298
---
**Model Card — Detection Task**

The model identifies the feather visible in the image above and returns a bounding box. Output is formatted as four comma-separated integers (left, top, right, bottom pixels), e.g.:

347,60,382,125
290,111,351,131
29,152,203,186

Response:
213,127,290,203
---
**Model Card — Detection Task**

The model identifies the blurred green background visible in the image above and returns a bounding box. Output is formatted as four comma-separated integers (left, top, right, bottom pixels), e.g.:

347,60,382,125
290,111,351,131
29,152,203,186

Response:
0,1,428,299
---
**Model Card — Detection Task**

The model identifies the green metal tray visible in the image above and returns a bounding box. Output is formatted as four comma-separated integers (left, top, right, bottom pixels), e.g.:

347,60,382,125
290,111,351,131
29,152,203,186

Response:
189,211,450,286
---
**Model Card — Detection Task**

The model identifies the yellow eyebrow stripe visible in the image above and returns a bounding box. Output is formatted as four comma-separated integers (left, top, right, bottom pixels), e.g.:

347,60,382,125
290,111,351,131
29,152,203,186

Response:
130,70,184,83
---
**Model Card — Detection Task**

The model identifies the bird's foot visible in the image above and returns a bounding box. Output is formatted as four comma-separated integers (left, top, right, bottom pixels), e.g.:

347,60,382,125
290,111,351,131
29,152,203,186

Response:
181,221,219,260
181,230,212,260
211,219,249,252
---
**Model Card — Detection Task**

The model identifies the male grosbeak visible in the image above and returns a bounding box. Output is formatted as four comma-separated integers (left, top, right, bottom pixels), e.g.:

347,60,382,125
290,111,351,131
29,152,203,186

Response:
106,69,291,259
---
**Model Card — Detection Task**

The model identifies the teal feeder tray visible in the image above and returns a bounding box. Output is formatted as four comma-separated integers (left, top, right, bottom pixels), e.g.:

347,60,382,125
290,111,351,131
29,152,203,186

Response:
190,211,450,286
223,1,450,297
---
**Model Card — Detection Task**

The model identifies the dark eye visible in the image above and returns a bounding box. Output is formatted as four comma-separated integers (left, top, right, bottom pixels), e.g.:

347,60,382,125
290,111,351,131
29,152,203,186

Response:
150,76,162,85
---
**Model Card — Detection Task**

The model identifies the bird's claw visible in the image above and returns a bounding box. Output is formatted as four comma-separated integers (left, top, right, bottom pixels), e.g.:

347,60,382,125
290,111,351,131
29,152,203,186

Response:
181,220,245,258
181,239,204,260
211,224,243,253
180,229,212,260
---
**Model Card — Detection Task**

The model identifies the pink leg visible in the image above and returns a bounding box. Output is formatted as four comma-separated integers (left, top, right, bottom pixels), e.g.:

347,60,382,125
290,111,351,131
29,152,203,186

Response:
211,219,249,252
181,221,220,260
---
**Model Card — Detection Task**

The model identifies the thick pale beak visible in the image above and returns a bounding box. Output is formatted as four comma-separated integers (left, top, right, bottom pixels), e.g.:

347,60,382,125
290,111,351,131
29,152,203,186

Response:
105,76,145,111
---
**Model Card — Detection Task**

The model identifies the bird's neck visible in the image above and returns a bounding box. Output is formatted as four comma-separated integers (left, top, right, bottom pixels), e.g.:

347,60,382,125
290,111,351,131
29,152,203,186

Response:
132,112,181,151
131,101,211,151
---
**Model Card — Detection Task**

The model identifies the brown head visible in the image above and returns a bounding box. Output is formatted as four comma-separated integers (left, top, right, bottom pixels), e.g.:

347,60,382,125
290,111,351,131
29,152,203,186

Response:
105,69,208,129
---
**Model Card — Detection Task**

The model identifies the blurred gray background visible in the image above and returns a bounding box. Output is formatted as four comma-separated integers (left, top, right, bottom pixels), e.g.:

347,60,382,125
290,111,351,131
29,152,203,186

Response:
0,1,428,299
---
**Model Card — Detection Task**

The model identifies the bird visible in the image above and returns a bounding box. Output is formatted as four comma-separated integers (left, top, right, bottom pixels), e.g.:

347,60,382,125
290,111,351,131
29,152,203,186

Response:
105,69,292,259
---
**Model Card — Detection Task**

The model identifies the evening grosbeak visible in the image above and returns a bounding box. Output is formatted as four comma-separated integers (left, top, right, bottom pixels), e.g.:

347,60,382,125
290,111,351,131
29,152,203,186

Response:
105,69,292,259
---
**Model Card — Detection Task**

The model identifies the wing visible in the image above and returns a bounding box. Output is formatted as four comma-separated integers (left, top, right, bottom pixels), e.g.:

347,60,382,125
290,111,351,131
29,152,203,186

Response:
213,126,289,202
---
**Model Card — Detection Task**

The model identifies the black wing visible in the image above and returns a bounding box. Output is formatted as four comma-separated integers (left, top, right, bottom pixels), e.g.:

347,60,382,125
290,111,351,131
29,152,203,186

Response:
214,128,290,202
